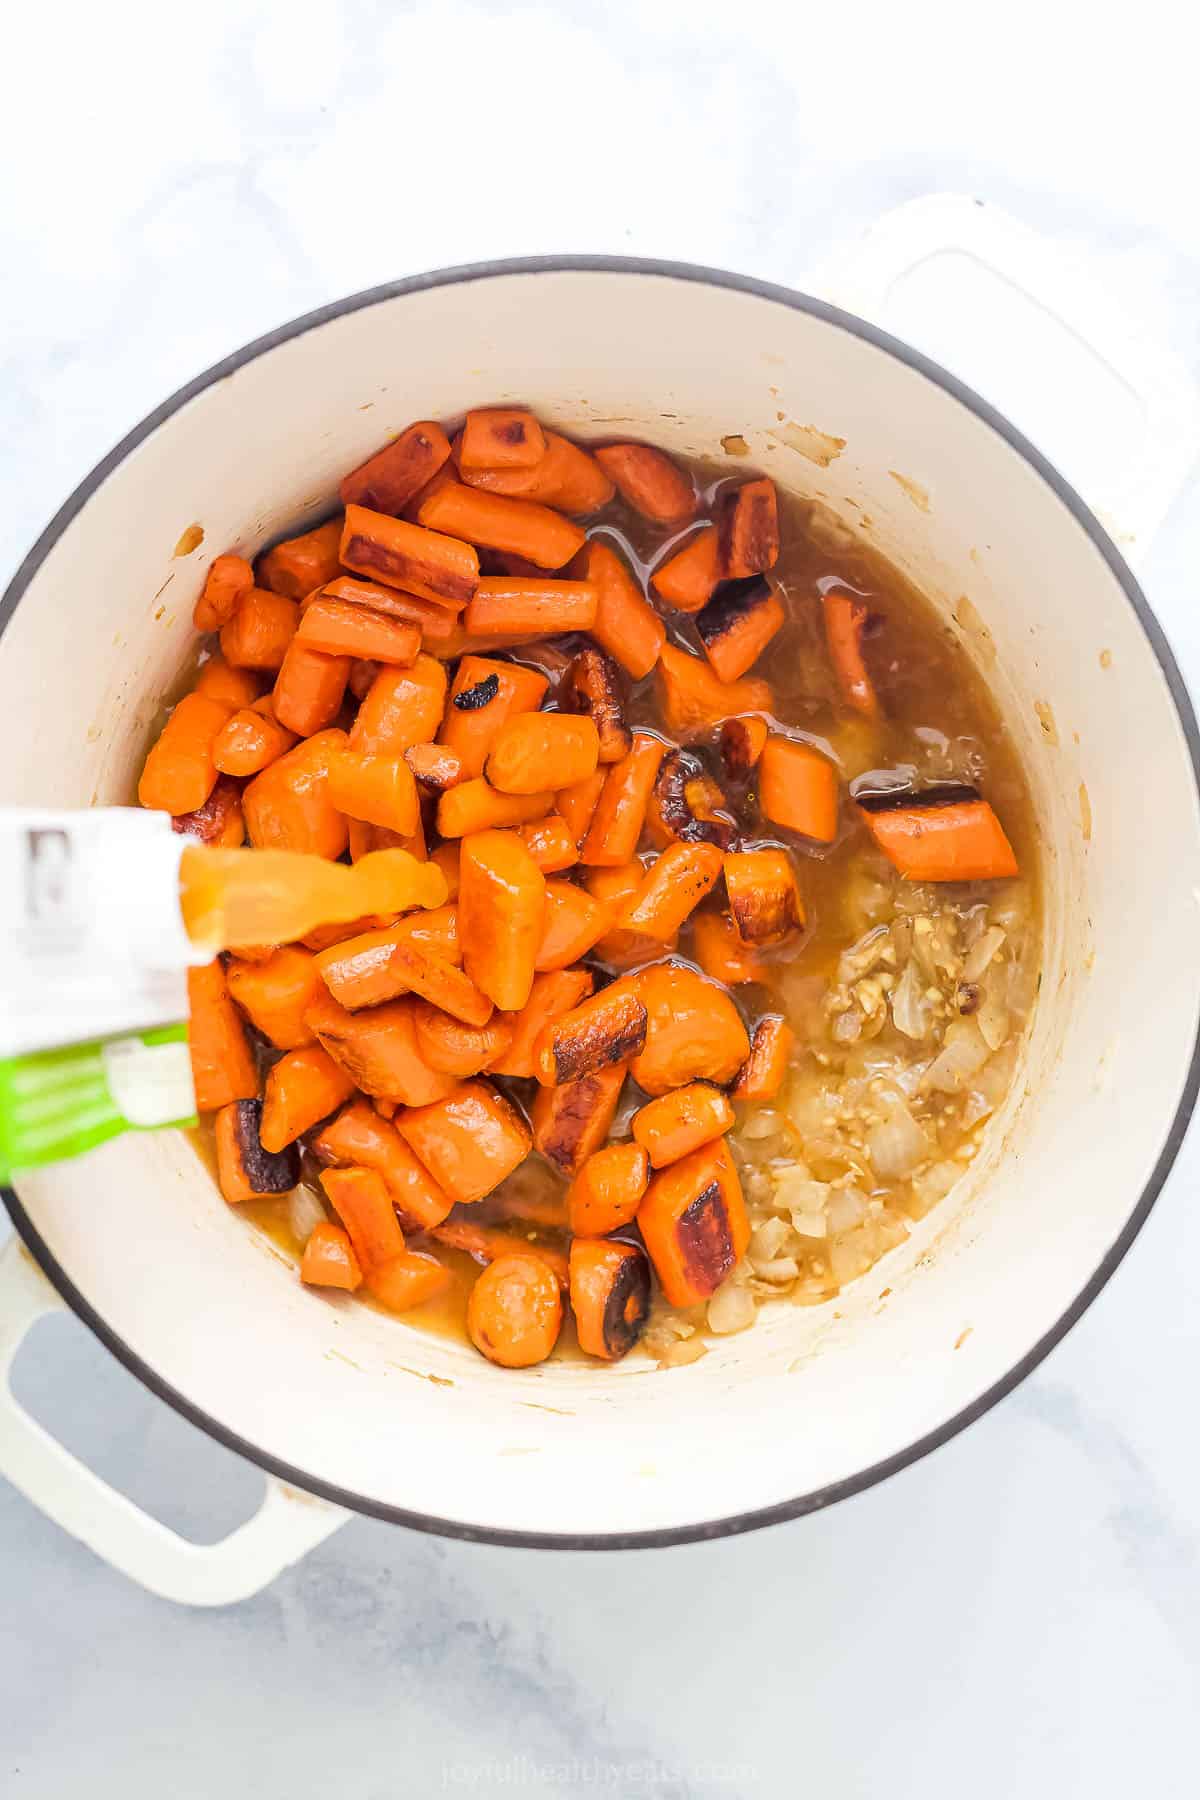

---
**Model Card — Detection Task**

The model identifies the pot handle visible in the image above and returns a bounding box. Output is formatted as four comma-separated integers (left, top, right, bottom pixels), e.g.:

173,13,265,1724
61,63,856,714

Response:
0,1233,348,1606
811,194,1200,558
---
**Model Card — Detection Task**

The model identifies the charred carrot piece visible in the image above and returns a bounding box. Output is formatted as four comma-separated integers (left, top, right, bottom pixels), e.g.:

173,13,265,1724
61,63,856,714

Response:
458,829,546,1012
272,640,351,736
531,1061,626,1176
858,794,1018,881
630,962,750,1096
645,749,735,850
436,778,553,838
569,1239,652,1361
758,736,839,842
300,1221,363,1292
405,742,464,791
432,1220,569,1287
566,1142,649,1237
215,1099,299,1203
691,910,766,985
460,431,614,514
314,1097,452,1227
615,841,723,943
585,862,672,969
518,814,579,873
533,981,646,1086
367,1250,452,1311
724,849,804,945
655,643,773,743
732,1015,794,1102
719,714,769,781
227,945,324,1049
187,960,258,1113
467,1255,563,1367
320,575,458,643
341,503,479,607
651,525,720,612
535,881,611,972
213,704,296,778
696,575,784,683
419,482,586,571
633,1081,734,1169
822,590,880,718
399,1080,531,1204
438,655,549,778
326,749,419,837
139,692,232,815
462,578,598,640
258,519,345,599
593,443,695,524
320,1166,406,1271
339,421,453,516
386,938,494,1027
193,654,263,710
580,732,666,867
170,774,245,847
717,477,779,578
562,647,630,764
459,407,546,470
243,729,349,860
412,1002,515,1077
488,968,594,1079
351,654,448,756
638,1138,749,1307
295,597,421,665
193,553,253,633
260,1046,357,1152
556,769,606,849
579,541,665,678
306,990,459,1105
220,589,300,670
487,713,600,796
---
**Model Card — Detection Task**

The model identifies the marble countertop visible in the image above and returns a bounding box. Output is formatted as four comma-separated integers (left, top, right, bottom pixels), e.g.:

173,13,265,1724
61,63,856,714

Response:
3,3,1199,1794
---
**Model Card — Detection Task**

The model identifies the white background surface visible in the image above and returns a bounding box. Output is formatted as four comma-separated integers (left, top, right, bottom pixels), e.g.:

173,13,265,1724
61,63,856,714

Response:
3,2,1200,1793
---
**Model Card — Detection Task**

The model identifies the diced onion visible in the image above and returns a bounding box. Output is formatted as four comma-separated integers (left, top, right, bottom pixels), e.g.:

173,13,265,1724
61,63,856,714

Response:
963,925,1006,983
867,1100,933,1180
924,1019,990,1093
707,1280,757,1334
289,1183,327,1243
826,1186,867,1234
892,959,935,1040
750,1256,801,1284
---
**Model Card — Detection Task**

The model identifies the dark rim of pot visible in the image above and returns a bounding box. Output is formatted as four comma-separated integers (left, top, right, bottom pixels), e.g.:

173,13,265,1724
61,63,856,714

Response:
3,256,1198,1552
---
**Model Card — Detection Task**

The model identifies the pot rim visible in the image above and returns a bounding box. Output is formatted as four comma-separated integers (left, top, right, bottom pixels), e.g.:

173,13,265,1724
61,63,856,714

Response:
3,253,1198,1550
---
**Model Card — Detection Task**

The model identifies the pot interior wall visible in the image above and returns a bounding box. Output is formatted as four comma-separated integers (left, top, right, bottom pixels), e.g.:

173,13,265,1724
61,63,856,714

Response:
2,269,1197,1536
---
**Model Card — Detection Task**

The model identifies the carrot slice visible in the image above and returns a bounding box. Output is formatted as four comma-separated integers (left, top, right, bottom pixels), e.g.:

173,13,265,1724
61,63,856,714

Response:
193,654,263,710
341,503,479,607
170,774,245,848
487,713,600,795
320,1166,406,1270
562,646,630,764
732,1015,794,1102
215,1100,299,1203
460,431,614,514
630,962,750,1096
585,862,673,970
723,848,804,945
858,795,1019,881
419,482,586,571
556,769,607,848
386,938,494,1027
459,408,546,469
569,1238,652,1361
467,1255,563,1367
260,1046,357,1152
367,1250,452,1311
531,1061,626,1176
219,589,300,670
399,1080,531,1204
593,443,695,525
651,525,720,612
696,575,785,682
187,960,258,1113
535,880,611,972
306,990,459,1104
566,1142,649,1237
301,1221,363,1292
243,729,349,860
462,578,598,640
633,1082,734,1169
194,553,253,633
339,421,452,516
690,910,766,986
822,590,880,718
227,946,324,1049
327,749,419,837
436,778,553,838
488,968,594,1078
405,742,464,791
257,519,344,599
517,814,579,873
139,692,232,815
581,541,665,679
412,1003,515,1077
758,737,839,842
655,643,773,742
315,913,459,1011
295,598,421,665
580,732,666,867
615,841,723,942
431,1219,569,1287
272,641,351,736
438,655,549,778
351,654,448,753
213,704,297,778
717,478,779,578
458,829,546,1012
313,1098,452,1228
638,1138,749,1307
533,981,647,1086
719,715,769,781
320,575,458,642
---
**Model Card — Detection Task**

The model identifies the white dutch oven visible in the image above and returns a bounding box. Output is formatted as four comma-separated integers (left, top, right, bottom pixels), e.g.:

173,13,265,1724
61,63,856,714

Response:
2,199,1199,1605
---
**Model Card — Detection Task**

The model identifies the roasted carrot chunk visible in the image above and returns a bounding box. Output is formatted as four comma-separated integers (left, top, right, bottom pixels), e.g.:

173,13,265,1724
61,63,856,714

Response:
187,960,259,1112
580,732,666,867
320,574,459,642
367,1251,452,1312
272,640,351,736
488,968,594,1079
295,598,421,665
655,644,773,742
732,1015,794,1101
556,769,607,849
432,1220,569,1287
458,829,546,1012
629,962,750,1096
615,841,723,943
320,1166,406,1271
638,1138,749,1307
460,407,546,470
566,1142,649,1237
405,742,464,791
139,692,232,815
696,575,784,682
646,749,735,850
260,1046,357,1152
858,794,1018,881
170,774,246,848
691,910,766,986
581,541,666,679
467,1254,563,1367
430,843,460,901
339,421,453,516
569,1239,652,1361
723,849,804,945
562,646,630,764
437,778,553,838
194,553,253,633
651,525,720,612
531,1061,626,1175
412,1002,515,1077
313,1097,452,1228
719,715,769,781
243,729,349,860
386,937,494,1027
758,737,839,843
300,1221,363,1292
463,578,599,641
193,654,263,710
219,589,300,670
460,431,614,514
299,910,396,956
327,749,419,837
315,916,458,1012
213,704,297,779
340,503,479,607
717,478,778,578
633,1082,734,1169
593,443,695,525
399,1080,531,1204
585,861,673,969
487,713,600,796
351,655,448,754
535,880,611,972
822,590,879,717
533,981,647,1086
215,1100,299,1203
257,519,344,599
517,814,579,873
438,655,549,778
306,991,458,1105
226,945,324,1050
419,482,586,572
